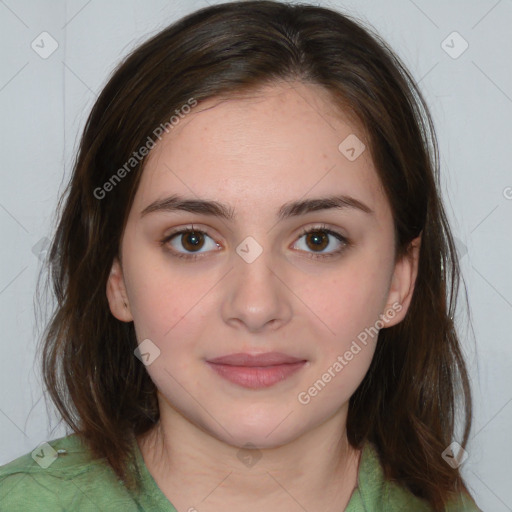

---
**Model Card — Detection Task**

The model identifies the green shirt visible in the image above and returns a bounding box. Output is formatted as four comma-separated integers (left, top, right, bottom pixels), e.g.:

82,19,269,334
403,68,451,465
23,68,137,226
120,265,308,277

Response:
0,434,481,511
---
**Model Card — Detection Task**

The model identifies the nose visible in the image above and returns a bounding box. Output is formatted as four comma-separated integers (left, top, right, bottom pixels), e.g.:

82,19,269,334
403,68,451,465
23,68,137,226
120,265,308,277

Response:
221,243,293,333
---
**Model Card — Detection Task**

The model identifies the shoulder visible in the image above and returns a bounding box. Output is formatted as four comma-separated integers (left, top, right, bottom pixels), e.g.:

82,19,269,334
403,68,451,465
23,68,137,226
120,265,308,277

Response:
444,493,482,512
384,480,481,511
0,434,140,511
355,441,481,511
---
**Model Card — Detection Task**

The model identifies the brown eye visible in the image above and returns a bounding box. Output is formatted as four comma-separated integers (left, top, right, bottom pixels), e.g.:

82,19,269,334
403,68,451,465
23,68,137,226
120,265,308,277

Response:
161,225,350,261
180,230,205,252
304,231,329,252
162,227,220,260
293,226,349,260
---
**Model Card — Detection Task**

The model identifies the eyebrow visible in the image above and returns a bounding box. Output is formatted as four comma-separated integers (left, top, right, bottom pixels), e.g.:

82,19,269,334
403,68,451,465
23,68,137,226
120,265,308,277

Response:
140,193,374,221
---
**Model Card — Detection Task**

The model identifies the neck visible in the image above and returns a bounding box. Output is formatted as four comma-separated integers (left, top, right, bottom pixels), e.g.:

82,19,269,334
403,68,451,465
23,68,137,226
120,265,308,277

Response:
137,402,362,511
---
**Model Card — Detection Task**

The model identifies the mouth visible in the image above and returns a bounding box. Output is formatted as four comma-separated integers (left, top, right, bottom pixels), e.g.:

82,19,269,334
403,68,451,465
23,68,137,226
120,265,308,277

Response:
206,352,308,389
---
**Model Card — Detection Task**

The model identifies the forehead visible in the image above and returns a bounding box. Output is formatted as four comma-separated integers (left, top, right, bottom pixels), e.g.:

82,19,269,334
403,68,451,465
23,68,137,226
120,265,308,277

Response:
133,82,388,221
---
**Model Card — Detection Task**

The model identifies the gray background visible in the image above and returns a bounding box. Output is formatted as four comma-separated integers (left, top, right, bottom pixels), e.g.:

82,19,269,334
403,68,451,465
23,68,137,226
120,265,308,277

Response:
1,1,511,510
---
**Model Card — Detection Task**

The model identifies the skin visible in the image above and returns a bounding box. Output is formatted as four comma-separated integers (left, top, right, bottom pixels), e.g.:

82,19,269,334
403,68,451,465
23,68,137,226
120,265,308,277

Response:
107,81,421,511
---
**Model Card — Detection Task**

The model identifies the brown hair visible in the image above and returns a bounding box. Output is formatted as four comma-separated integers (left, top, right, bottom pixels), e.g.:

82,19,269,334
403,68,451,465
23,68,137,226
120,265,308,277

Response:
37,1,476,509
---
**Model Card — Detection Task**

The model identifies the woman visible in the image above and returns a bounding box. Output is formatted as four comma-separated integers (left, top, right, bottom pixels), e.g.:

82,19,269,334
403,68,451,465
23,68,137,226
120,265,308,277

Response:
0,1,480,510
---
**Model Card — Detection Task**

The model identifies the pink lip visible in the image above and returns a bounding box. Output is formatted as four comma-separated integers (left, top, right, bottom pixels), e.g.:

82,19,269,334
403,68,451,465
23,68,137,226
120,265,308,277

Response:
206,352,307,389
207,352,305,366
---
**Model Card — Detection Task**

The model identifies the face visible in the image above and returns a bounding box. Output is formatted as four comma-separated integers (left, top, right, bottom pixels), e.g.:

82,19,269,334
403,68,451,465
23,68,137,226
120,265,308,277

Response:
107,81,419,449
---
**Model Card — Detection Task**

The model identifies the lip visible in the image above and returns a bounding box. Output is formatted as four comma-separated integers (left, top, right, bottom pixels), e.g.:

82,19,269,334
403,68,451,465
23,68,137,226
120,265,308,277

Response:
206,352,307,389
207,352,305,366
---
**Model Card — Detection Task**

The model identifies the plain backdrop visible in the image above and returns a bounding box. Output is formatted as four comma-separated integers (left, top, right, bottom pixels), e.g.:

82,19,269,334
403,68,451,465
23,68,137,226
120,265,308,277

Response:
1,1,511,510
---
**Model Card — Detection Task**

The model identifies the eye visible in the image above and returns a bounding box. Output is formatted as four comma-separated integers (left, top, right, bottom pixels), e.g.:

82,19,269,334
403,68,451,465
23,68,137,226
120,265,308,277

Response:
292,224,350,260
160,223,350,261
160,225,220,260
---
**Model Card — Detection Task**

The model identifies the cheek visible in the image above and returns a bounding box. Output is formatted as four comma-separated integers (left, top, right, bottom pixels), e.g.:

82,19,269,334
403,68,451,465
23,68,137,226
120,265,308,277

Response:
298,350,373,416
125,257,215,367
295,265,385,410
122,236,201,333
300,256,392,348
129,282,202,346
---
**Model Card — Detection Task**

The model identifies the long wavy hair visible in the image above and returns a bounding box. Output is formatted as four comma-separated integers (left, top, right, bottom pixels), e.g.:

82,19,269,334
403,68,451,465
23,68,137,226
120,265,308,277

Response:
37,1,476,509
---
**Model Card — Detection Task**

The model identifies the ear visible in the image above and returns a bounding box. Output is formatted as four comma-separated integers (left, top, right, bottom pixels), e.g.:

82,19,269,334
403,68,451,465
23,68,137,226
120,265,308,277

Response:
106,256,133,322
381,233,422,327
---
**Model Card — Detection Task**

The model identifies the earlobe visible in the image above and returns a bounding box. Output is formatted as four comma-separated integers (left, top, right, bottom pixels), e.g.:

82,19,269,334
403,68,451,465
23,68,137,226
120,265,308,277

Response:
382,234,422,327
106,257,133,322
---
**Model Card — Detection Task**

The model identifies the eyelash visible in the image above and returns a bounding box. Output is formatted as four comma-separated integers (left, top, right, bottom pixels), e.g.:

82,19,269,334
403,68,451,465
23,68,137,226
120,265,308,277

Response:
160,224,351,261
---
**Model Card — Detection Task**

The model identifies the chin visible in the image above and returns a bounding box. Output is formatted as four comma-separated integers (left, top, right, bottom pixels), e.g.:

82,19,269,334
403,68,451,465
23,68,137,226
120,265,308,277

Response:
208,411,306,450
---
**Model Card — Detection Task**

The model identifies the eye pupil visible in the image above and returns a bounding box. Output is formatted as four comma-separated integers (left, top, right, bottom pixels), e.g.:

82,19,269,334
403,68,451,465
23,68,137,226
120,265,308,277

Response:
182,231,203,251
306,231,328,251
